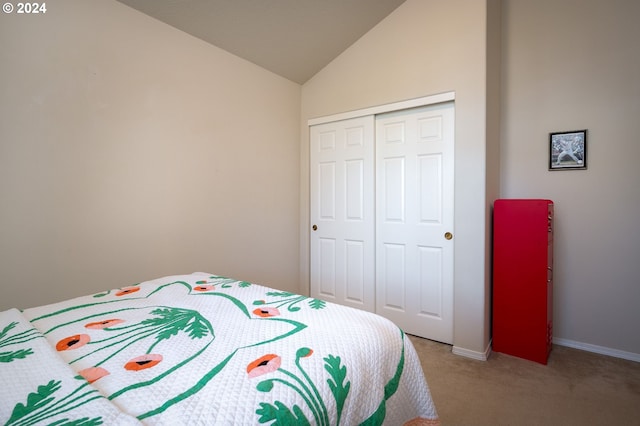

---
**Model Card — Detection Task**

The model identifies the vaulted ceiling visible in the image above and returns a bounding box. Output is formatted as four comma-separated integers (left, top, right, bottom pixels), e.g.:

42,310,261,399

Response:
116,0,407,84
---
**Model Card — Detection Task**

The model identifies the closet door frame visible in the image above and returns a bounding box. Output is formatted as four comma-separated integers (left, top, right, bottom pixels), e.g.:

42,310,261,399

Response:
307,92,455,127
308,92,455,340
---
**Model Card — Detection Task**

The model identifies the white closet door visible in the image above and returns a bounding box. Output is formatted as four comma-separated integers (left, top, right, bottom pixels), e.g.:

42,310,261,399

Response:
375,102,454,344
310,116,375,311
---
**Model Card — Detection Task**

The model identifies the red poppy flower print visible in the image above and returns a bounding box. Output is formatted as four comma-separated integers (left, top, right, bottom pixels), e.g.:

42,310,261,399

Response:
85,319,124,329
252,307,281,318
124,354,163,371
56,334,90,351
78,367,110,383
116,286,140,296
193,284,214,292
247,354,282,378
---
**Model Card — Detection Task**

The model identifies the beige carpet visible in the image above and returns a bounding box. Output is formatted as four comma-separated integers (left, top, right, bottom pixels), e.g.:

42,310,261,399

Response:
409,336,640,426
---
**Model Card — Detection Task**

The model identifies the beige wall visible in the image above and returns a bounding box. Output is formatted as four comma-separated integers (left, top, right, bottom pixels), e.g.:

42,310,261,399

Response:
501,0,640,356
0,0,301,310
485,0,502,341
301,0,499,356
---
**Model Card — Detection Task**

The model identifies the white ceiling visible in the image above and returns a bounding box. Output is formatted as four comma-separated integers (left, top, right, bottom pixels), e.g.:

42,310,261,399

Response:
116,0,407,84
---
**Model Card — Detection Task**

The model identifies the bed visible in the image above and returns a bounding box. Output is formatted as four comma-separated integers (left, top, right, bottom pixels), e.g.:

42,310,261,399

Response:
0,273,439,425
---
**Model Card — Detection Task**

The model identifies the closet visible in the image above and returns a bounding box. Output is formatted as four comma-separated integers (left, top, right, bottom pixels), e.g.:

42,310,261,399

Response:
309,101,454,343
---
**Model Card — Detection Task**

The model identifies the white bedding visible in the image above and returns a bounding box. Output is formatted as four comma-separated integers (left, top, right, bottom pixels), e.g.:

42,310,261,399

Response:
0,273,439,425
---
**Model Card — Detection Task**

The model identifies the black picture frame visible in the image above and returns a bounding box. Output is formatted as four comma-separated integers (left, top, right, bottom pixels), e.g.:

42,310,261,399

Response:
549,129,587,170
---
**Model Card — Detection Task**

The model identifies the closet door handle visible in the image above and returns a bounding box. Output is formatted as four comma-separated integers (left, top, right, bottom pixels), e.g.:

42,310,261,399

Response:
312,225,318,231
444,232,453,240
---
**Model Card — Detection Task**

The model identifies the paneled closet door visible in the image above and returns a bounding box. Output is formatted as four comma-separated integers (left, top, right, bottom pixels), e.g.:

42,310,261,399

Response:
310,116,375,312
375,102,454,344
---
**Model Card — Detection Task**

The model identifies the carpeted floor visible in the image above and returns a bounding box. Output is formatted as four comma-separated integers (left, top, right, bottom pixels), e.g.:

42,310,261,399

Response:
409,335,640,426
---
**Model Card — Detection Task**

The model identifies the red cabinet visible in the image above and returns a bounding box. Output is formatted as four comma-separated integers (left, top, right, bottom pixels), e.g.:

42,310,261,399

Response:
492,199,554,364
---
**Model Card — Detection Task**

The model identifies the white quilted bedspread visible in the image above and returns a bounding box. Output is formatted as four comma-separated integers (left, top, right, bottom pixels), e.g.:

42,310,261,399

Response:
0,273,439,425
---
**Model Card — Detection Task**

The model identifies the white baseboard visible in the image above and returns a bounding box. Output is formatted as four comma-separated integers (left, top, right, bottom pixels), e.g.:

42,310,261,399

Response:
452,338,640,363
553,337,640,363
452,340,492,361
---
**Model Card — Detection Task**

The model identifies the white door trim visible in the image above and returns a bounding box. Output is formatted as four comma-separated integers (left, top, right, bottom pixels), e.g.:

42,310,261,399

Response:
307,92,455,127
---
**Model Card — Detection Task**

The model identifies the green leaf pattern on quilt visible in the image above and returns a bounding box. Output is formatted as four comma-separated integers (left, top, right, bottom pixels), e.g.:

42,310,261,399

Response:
325,354,351,424
5,379,104,426
0,321,41,363
3,276,405,425
252,330,407,426
256,401,311,426
253,291,326,313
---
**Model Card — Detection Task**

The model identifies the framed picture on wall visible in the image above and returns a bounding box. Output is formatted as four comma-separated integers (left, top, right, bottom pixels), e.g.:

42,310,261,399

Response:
549,129,587,170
